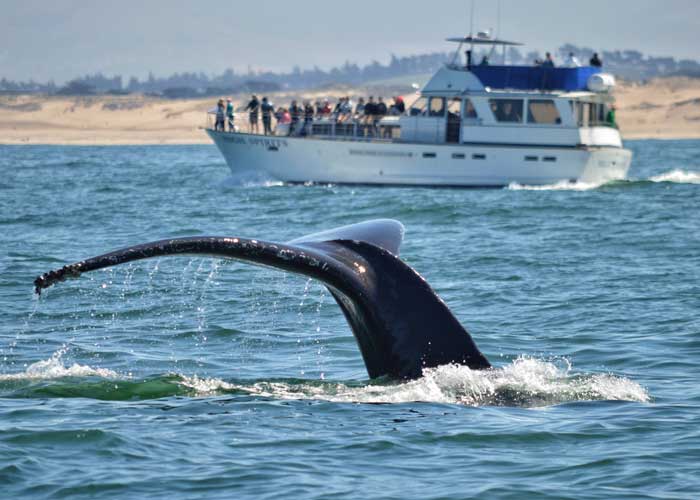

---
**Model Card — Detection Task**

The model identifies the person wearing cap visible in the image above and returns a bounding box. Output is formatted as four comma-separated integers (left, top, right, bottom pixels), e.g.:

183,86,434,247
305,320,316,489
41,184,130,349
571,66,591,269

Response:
225,98,235,132
245,95,260,134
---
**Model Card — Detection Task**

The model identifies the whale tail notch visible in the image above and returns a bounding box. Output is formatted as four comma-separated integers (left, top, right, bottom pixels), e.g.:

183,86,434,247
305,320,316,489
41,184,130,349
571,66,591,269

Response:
34,219,491,379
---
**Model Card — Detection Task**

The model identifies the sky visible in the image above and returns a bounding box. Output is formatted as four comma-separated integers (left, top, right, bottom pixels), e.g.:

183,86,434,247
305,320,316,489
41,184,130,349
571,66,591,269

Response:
1,0,699,83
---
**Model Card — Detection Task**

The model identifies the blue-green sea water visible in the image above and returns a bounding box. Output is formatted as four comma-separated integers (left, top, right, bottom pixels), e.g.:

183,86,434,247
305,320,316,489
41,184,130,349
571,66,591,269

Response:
1,141,699,499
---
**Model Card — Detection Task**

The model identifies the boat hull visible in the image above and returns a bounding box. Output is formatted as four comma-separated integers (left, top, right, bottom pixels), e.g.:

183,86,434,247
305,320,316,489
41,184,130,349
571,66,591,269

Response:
207,130,632,187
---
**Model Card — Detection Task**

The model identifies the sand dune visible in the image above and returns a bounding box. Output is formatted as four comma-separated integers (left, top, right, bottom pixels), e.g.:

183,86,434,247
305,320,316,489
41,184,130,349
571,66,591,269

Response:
0,78,698,145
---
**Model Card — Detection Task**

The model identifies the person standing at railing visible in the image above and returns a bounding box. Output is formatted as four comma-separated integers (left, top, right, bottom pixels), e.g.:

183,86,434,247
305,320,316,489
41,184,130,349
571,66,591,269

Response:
261,97,275,136
364,96,377,136
245,95,260,134
226,98,235,132
302,101,315,136
215,99,226,131
320,99,332,116
376,97,389,137
355,98,366,117
564,52,582,68
541,52,555,67
590,53,603,68
289,100,303,136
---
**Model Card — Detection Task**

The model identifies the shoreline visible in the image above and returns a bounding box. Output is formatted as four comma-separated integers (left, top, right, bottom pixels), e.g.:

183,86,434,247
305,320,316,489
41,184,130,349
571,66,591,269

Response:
1,77,699,145
2,135,698,146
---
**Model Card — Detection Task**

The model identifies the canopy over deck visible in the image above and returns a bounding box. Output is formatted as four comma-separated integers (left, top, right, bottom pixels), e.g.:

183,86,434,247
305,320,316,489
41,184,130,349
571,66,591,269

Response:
470,65,601,92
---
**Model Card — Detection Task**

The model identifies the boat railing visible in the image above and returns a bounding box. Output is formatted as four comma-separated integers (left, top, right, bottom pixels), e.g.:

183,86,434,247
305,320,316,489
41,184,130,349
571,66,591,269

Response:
206,112,401,141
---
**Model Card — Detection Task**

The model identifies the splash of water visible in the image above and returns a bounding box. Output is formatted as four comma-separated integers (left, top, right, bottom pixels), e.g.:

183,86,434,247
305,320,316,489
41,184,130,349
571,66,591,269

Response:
180,357,650,407
1,351,649,407
648,169,700,184
0,349,119,382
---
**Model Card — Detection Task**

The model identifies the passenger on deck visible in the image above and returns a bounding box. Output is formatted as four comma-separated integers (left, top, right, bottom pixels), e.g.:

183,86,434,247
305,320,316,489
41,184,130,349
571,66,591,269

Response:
246,95,260,134
303,101,315,135
364,96,377,135
542,52,555,67
261,97,275,136
590,53,603,68
332,98,343,119
606,104,617,128
480,55,490,66
226,98,235,132
355,97,366,117
215,99,225,131
394,96,405,114
342,97,354,121
376,97,388,119
564,52,582,67
279,108,291,124
289,100,303,136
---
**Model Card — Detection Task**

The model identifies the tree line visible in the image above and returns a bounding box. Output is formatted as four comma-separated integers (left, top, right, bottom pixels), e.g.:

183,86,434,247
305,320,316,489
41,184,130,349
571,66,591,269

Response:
1,44,699,96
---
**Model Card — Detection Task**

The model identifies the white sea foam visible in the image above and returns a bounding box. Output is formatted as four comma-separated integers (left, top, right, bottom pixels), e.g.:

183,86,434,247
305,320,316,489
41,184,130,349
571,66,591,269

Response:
0,350,119,381
648,169,700,184
508,169,700,191
507,180,607,191
1,352,649,406
222,171,283,188
197,357,650,407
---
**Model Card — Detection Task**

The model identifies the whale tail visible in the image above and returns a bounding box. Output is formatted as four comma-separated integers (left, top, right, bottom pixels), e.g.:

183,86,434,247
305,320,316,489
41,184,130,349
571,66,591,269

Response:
34,219,491,379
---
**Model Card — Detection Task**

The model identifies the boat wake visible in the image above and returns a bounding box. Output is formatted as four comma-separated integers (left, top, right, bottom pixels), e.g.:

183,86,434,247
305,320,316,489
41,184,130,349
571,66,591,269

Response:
0,352,649,407
222,170,283,188
507,169,700,191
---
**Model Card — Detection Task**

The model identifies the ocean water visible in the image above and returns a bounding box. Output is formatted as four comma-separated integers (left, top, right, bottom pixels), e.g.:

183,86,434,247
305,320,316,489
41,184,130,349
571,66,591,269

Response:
1,140,699,499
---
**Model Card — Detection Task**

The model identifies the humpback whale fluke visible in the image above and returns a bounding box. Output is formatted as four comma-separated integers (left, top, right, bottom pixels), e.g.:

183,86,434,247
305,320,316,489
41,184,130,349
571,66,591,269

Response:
34,220,491,379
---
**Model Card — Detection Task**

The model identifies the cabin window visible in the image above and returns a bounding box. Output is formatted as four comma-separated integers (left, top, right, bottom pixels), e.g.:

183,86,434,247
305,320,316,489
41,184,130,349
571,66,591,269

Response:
489,99,523,123
463,99,478,119
429,97,446,117
448,98,462,115
575,101,591,127
409,97,428,116
527,99,561,124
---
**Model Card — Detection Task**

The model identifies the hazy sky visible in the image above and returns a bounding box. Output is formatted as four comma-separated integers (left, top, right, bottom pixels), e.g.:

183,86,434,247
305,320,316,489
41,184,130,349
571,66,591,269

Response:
1,0,699,83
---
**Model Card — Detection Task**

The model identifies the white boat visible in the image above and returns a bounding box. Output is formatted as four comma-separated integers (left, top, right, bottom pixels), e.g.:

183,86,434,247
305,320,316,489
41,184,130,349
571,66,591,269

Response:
206,35,632,187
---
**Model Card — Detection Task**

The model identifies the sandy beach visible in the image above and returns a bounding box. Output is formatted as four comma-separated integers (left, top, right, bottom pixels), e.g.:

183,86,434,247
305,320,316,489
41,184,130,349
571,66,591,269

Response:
1,77,698,145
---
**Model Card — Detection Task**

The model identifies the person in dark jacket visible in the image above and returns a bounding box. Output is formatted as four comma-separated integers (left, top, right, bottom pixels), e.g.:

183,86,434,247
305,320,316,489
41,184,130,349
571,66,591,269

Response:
289,100,303,136
364,96,377,136
303,101,315,136
261,97,275,135
590,53,603,67
245,95,260,134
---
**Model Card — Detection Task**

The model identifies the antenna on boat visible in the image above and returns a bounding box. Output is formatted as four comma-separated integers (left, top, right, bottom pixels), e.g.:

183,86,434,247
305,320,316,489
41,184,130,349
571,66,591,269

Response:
496,0,501,39
469,0,475,38
497,0,504,63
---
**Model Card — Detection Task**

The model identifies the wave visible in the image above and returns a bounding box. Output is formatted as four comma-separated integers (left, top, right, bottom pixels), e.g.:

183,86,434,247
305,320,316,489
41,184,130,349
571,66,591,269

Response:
648,169,700,184
507,180,608,191
0,353,649,407
507,169,700,191
215,357,649,407
0,350,119,382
